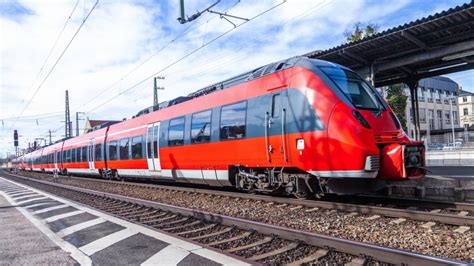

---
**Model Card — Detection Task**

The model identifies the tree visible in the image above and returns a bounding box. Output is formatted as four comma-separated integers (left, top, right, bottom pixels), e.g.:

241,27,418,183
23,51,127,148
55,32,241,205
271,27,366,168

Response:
386,84,408,132
344,22,379,42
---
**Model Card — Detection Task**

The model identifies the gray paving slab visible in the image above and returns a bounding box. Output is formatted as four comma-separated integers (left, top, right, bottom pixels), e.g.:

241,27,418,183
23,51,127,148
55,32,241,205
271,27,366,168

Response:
48,212,99,233
178,253,221,266
10,192,37,198
19,198,56,207
91,233,169,265
15,195,44,202
63,221,125,247
0,194,77,265
36,206,78,219
28,201,64,212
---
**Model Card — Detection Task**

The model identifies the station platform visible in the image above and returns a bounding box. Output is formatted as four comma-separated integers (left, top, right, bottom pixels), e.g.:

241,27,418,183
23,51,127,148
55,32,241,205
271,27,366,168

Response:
0,177,250,266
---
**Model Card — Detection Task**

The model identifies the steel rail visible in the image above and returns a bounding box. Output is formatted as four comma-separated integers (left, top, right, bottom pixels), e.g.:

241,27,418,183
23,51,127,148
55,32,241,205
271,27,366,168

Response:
6,170,474,226
2,173,465,266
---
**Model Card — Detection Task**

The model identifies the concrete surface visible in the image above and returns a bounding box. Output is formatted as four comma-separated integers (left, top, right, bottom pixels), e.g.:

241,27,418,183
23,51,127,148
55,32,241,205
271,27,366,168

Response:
426,150,474,166
0,176,251,266
0,194,77,265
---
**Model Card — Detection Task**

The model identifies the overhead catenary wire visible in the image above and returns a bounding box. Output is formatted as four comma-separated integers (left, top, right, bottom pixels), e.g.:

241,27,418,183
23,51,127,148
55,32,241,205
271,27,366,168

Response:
76,0,242,111
86,0,286,113
0,111,64,121
11,0,99,128
142,0,332,93
17,0,81,107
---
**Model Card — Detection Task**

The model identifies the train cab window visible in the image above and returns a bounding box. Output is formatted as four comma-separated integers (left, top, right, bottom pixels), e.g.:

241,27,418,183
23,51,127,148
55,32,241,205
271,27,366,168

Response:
220,101,247,140
82,146,87,162
94,143,102,161
319,66,384,111
108,141,118,161
191,110,212,144
119,138,130,160
168,117,185,146
131,136,143,159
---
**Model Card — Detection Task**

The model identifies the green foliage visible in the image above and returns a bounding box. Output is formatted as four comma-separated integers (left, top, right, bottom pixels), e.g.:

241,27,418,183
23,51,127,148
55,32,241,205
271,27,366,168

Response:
386,84,408,132
344,22,379,42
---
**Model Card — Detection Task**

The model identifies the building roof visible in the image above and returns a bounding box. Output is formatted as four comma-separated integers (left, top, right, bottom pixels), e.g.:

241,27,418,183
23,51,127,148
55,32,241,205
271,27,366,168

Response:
304,1,474,87
419,76,459,92
459,89,474,96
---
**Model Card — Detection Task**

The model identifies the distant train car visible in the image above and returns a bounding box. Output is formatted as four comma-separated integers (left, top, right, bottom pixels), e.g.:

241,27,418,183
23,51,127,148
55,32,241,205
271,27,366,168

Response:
13,57,425,196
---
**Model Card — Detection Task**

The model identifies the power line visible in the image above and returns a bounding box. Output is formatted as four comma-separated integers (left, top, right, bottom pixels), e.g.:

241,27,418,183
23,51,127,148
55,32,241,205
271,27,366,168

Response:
11,0,99,128
148,0,332,91
0,111,63,121
17,0,80,108
86,0,286,113
76,0,241,111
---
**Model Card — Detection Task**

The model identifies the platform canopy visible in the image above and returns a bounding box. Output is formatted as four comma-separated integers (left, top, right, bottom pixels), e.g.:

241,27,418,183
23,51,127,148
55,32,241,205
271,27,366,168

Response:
304,1,474,87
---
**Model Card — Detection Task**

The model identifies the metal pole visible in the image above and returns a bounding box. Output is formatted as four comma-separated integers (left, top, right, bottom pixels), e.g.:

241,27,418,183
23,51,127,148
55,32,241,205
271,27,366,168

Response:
449,97,455,147
426,112,431,144
414,86,421,141
154,76,165,107
75,112,85,136
408,82,418,140
48,130,52,145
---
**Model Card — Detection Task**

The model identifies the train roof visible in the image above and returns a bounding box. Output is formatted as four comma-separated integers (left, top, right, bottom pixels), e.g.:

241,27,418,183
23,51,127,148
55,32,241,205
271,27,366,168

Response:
135,56,345,118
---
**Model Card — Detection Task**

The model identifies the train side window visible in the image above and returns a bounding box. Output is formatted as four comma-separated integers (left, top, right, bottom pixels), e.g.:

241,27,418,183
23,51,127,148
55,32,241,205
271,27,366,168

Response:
147,127,153,159
76,148,81,162
271,94,281,118
220,101,247,140
119,138,130,160
72,148,77,162
191,110,212,144
153,126,159,158
109,141,118,161
168,117,185,146
81,146,87,162
94,143,102,161
131,136,143,159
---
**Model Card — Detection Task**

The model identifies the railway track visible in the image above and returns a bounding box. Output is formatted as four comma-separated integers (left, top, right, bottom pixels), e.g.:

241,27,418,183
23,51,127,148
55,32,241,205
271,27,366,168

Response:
1,171,466,265
12,170,474,227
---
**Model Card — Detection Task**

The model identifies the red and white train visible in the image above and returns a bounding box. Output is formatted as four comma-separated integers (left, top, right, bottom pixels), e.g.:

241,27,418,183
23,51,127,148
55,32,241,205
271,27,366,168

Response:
12,57,425,196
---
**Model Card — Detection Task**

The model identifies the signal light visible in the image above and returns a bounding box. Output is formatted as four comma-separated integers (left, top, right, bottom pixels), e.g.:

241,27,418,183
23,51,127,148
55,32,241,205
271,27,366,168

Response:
352,110,371,129
13,130,18,147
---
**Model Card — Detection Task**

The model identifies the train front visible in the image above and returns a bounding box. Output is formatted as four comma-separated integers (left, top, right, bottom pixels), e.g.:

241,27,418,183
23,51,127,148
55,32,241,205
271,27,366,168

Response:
306,59,426,189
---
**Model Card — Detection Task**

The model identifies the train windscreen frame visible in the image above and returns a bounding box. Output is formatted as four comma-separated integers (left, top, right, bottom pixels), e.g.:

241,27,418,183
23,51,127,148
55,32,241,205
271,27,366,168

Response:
319,66,386,111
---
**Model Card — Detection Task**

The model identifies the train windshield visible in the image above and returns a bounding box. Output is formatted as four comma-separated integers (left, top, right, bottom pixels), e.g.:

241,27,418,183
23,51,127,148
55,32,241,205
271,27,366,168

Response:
319,66,384,111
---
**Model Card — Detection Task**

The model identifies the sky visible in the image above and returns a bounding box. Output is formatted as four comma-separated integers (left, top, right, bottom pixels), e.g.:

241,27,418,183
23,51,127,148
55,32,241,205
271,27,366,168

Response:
0,0,473,158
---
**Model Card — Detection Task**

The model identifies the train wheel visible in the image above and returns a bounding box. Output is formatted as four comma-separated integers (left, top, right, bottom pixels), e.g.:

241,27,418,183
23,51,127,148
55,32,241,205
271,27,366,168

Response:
293,191,311,199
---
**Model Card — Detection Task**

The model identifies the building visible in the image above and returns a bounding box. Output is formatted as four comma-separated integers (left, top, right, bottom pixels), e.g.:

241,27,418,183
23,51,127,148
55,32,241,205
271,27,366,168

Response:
459,90,474,128
378,76,460,142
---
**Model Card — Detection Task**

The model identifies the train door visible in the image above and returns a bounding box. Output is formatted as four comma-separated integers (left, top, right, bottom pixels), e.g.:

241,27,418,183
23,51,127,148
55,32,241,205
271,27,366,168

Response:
54,151,58,170
146,122,161,172
87,139,95,170
265,92,288,163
